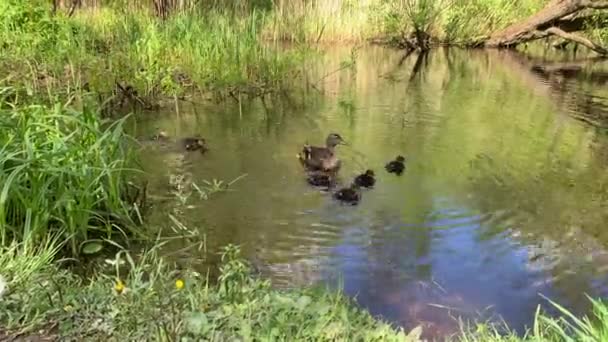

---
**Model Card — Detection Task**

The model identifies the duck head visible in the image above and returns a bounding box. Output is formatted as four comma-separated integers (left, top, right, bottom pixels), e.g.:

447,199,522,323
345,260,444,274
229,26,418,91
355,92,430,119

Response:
396,155,405,163
365,169,375,177
326,133,347,148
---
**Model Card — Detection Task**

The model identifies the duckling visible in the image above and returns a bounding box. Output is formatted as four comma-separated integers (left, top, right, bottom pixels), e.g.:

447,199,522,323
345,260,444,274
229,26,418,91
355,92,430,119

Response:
182,136,208,153
333,183,361,205
354,169,375,188
385,155,405,175
306,172,334,188
298,133,346,172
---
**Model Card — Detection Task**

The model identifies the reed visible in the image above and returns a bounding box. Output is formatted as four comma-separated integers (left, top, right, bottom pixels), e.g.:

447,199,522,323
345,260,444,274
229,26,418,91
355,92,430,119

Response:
0,0,304,101
0,0,553,102
0,93,143,255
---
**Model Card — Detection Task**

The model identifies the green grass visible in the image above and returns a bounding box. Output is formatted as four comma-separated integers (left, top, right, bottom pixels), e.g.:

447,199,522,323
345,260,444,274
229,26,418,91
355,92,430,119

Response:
0,0,572,103
0,0,304,102
2,1,608,340
457,296,608,341
0,91,143,256
2,241,608,341
0,243,414,341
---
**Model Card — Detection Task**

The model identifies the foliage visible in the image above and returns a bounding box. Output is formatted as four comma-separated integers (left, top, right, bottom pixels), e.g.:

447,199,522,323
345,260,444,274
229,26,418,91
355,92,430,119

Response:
457,296,608,341
2,241,608,341
442,0,544,44
0,0,304,100
0,94,142,255
0,244,415,341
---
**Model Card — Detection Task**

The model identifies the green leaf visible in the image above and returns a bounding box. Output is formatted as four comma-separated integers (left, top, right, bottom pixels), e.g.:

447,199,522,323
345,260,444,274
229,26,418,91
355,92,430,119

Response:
81,241,103,255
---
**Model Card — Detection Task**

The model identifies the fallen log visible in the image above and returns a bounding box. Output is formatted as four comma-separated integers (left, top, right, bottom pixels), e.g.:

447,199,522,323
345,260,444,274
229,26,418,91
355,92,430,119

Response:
484,0,608,56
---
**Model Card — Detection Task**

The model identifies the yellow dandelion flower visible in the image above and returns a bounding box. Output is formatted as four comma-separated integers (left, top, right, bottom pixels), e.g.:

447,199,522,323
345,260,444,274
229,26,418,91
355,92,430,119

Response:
175,279,185,290
114,279,125,294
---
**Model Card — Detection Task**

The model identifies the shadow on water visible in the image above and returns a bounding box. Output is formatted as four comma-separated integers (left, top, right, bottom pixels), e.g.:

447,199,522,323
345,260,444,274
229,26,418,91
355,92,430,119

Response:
133,46,608,340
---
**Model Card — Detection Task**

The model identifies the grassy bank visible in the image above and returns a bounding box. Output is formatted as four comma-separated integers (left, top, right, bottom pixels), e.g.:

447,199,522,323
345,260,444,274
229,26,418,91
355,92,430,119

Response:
0,243,411,341
0,0,555,105
0,0,304,103
2,241,608,341
261,0,546,45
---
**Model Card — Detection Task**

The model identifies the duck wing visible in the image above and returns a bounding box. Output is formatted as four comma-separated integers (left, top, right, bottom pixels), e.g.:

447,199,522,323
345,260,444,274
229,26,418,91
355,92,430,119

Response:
307,146,334,161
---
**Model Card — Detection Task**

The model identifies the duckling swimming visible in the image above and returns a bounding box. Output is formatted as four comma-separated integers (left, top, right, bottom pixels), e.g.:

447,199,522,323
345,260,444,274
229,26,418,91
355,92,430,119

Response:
333,183,361,205
182,137,208,153
298,133,346,172
306,172,334,188
385,155,405,175
354,169,375,188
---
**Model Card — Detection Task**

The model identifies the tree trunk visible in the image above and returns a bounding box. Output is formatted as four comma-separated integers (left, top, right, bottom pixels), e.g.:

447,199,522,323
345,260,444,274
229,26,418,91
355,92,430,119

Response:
484,0,608,55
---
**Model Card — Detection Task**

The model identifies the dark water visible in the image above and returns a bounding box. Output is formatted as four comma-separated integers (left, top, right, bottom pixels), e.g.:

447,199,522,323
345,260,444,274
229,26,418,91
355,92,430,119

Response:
135,47,608,339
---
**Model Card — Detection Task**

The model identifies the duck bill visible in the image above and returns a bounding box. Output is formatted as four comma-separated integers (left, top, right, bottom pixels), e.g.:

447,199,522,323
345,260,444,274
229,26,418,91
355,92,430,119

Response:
339,140,349,146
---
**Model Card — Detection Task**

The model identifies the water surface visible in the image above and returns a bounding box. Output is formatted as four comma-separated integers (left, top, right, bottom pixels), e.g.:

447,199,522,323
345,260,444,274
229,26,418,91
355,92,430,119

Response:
135,47,608,339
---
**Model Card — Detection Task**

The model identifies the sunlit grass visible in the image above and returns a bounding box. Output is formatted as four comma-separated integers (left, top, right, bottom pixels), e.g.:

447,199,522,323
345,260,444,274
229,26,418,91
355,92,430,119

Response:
2,239,608,341
0,243,414,341
0,92,143,255
0,1,304,100
457,296,608,341
262,0,381,43
0,0,549,102
258,0,547,45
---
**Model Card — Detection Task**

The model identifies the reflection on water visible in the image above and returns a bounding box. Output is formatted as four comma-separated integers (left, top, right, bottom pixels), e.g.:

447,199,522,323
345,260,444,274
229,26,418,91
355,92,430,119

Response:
135,47,608,339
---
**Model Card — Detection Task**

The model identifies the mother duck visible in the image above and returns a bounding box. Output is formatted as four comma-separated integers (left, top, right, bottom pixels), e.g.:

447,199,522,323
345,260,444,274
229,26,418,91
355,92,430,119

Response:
298,133,346,172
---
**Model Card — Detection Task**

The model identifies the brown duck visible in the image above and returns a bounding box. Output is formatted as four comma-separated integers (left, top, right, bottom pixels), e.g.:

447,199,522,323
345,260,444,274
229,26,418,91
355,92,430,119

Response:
298,133,346,172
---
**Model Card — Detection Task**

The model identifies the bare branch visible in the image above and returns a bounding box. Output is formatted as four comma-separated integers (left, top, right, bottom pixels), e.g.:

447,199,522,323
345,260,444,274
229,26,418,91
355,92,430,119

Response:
580,0,608,9
484,0,608,55
545,26,608,55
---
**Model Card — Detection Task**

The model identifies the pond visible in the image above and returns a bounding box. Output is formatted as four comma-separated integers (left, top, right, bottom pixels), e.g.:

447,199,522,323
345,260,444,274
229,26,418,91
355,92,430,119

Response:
135,46,608,339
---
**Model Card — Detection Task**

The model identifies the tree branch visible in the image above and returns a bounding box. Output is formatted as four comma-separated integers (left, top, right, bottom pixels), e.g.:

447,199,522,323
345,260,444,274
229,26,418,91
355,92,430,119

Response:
580,0,608,9
545,15,608,32
545,26,608,55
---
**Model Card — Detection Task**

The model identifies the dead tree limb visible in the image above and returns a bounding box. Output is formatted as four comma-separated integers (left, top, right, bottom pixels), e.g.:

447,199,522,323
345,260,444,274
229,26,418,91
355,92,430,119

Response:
485,0,608,55
545,27,608,54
